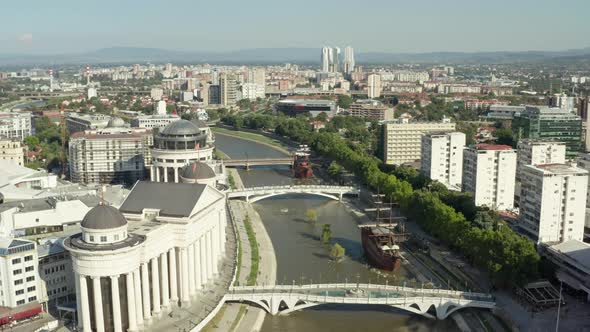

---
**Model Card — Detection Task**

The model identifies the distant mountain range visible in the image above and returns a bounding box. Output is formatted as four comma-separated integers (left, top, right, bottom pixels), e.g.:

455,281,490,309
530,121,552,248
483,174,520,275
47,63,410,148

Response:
2,46,590,67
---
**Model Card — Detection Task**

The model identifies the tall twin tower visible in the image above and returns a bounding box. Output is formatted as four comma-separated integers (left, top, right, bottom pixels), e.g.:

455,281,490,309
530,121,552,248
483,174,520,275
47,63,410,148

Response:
321,46,355,74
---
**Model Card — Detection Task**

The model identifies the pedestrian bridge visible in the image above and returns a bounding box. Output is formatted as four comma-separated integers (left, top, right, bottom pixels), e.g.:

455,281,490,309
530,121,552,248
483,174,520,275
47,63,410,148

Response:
224,283,495,319
223,158,293,168
226,185,359,203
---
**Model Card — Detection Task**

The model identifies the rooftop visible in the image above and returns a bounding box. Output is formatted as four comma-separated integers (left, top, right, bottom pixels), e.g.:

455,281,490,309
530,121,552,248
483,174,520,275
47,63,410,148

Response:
278,99,335,105
476,143,514,151
549,240,590,271
531,163,588,176
119,181,206,218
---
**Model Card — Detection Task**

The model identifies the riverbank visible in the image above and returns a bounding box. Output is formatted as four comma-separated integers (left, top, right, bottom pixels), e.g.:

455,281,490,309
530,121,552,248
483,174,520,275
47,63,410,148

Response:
212,127,291,155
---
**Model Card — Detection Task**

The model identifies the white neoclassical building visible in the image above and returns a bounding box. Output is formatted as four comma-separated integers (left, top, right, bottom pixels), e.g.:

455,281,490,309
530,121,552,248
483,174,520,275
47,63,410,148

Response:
63,181,227,332
150,120,215,183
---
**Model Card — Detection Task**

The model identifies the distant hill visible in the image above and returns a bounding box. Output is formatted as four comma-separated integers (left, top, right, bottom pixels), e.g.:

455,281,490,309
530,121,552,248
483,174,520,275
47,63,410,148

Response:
1,46,590,67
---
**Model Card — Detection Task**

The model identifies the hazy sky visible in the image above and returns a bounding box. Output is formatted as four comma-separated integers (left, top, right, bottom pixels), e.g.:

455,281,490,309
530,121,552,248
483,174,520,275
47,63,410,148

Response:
1,0,588,54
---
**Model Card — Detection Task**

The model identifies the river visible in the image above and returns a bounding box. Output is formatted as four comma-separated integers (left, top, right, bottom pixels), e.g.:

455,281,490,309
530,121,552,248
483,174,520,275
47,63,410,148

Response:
215,133,459,332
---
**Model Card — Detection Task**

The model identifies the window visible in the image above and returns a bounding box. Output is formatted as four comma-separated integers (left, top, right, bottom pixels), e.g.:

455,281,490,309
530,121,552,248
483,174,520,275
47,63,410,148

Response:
12,258,21,264
27,286,35,292
14,279,23,285
24,256,33,262
16,300,24,305
89,236,94,242
15,289,24,295
13,269,22,275
114,234,119,241
28,296,36,302
100,236,107,242
26,276,34,282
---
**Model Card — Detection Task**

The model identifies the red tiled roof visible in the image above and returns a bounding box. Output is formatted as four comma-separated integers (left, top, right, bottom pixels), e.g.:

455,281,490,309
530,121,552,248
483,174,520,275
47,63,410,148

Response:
476,143,513,151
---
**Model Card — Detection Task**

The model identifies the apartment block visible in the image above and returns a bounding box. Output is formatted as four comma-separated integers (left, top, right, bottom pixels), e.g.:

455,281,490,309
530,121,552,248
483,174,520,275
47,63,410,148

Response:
421,132,466,190
0,137,24,166
519,163,588,243
516,139,566,181
462,144,516,210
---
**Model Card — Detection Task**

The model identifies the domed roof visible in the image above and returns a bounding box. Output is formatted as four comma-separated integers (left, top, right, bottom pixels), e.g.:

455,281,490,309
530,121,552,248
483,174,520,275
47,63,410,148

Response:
181,162,216,180
107,117,125,128
161,120,200,136
81,205,127,230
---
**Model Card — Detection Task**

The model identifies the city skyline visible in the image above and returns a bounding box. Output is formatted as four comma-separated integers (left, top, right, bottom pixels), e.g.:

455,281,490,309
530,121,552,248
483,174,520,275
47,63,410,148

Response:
1,0,589,54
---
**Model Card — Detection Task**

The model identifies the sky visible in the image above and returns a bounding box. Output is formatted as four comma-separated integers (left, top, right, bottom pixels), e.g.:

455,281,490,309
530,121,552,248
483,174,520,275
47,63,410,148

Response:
1,0,589,54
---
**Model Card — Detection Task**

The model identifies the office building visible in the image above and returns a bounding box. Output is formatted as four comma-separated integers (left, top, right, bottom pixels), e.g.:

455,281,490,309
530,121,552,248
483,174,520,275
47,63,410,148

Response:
381,117,456,165
64,180,227,332
348,100,393,121
462,144,517,210
208,85,221,105
540,240,590,302
0,237,41,307
150,120,215,183
241,83,265,100
549,92,575,113
516,139,566,181
367,73,382,98
248,68,266,86
276,99,337,118
321,47,332,72
343,46,355,74
512,106,582,158
68,120,153,185
219,74,238,107
421,132,466,190
38,240,75,309
130,114,180,130
0,112,33,141
0,137,24,166
66,113,111,134
519,163,587,243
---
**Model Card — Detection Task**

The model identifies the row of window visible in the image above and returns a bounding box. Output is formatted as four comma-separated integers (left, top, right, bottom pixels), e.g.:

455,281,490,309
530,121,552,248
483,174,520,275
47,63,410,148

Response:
11,255,33,265
12,265,34,275
16,296,36,306
14,276,35,286
44,264,66,275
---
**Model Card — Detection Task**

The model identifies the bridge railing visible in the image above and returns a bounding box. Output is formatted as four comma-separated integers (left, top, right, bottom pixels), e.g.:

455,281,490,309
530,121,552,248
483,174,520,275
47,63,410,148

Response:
225,293,495,307
229,185,357,193
228,283,493,302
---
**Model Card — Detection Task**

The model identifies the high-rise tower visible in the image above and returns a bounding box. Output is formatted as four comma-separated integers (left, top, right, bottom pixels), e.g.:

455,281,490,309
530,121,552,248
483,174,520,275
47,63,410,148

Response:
321,47,332,72
343,46,355,74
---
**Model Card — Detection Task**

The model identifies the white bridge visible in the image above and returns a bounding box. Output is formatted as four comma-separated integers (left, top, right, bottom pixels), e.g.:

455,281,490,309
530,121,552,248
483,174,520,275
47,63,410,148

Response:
227,185,359,203
224,283,495,319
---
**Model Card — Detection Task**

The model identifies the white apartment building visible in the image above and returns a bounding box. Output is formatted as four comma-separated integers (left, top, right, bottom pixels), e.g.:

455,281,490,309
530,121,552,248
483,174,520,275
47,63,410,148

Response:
421,132,466,190
382,117,456,165
575,153,590,235
130,114,180,130
367,73,382,98
462,144,517,210
154,100,167,115
0,137,24,166
516,139,566,181
87,87,97,100
0,112,33,141
220,74,238,106
69,124,153,185
0,238,41,307
150,88,164,101
241,83,265,100
519,163,588,243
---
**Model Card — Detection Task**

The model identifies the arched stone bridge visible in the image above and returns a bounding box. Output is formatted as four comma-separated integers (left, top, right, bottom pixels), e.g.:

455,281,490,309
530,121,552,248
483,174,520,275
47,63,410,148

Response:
224,283,495,319
226,185,359,203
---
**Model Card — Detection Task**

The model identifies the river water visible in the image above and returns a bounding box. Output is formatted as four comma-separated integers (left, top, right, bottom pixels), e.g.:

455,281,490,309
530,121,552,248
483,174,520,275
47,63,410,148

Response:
215,133,458,332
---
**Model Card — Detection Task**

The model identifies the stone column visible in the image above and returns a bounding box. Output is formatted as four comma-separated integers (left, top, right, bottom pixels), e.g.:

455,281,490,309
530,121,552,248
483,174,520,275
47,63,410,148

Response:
160,252,170,309
79,275,91,332
180,247,190,306
199,236,208,284
194,239,202,290
174,167,179,183
206,230,214,278
219,211,226,254
188,243,196,297
169,248,178,304
213,226,220,274
92,277,105,332
75,275,82,330
150,166,155,182
156,166,160,183
110,275,122,332
163,166,168,182
125,273,137,331
151,257,161,315
133,269,144,324
141,263,152,321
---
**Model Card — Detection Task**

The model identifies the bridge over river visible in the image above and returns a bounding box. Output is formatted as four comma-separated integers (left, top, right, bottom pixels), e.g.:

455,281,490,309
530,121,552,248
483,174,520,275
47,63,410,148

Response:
224,283,495,319
227,185,359,203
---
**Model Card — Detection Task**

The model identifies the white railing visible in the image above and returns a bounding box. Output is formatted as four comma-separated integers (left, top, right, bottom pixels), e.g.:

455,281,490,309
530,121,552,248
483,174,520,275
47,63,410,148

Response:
229,185,357,193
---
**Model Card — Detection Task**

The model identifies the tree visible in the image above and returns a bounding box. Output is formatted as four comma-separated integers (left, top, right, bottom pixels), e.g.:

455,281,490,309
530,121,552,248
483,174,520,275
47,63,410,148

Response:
327,161,343,178
330,243,345,261
305,209,318,223
24,136,40,150
337,95,353,109
321,224,332,244
495,128,514,147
